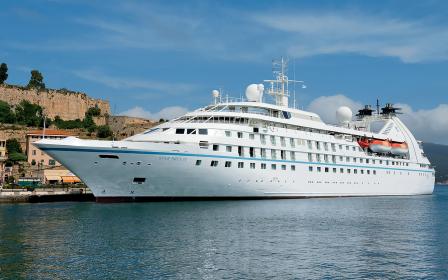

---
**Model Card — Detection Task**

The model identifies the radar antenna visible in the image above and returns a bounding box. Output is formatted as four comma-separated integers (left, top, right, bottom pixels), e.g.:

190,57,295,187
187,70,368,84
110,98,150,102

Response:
263,57,304,107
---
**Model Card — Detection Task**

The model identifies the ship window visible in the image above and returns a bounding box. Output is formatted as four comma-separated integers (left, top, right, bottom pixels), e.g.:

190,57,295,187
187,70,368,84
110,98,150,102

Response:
249,147,255,157
225,161,231,167
373,170,376,175
253,127,259,133
225,131,231,137
226,146,232,152
238,162,244,168
261,148,266,158
360,158,363,163
99,154,119,159
211,160,218,167
290,152,296,161
347,169,351,174
282,111,292,119
317,167,321,172
270,136,276,145
361,170,364,174
198,129,208,135
354,169,357,174
195,160,202,166
291,165,296,171
380,160,383,164
309,166,313,172
237,132,243,138
271,164,277,170
367,170,370,174
353,158,357,163
307,140,312,149
346,157,350,162
213,144,219,151
332,155,336,163
331,143,336,152
281,165,286,170
133,177,146,184
280,137,286,147
316,154,321,162
308,153,312,162
187,129,196,134
271,150,277,159
290,138,295,148
352,146,356,151
340,168,344,173
261,163,267,169
316,141,321,150
176,128,185,134
281,150,286,160
325,167,329,173
324,142,328,151
238,146,244,157
260,134,266,145
346,146,349,151
324,154,329,163
339,156,343,162
372,160,376,164
249,134,255,140
339,145,343,150
333,168,337,173
250,163,256,169
199,141,209,149
366,159,370,164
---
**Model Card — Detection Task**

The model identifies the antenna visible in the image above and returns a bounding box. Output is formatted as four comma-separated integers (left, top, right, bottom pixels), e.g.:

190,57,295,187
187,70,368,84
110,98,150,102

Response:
376,98,380,115
263,57,304,107
293,57,296,109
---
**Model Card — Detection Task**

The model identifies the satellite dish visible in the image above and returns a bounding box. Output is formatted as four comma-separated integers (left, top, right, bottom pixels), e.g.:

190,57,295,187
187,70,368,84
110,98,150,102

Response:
212,90,220,98
245,84,263,102
336,106,353,124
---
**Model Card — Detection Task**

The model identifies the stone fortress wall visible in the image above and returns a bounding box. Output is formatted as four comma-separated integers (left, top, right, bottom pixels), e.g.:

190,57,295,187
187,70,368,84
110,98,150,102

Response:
0,85,110,120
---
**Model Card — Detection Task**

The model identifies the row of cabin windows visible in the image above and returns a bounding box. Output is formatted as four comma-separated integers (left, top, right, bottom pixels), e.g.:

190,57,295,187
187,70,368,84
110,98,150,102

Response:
224,130,364,153
196,160,296,171
175,128,208,135
307,153,409,166
308,166,377,175
213,144,296,160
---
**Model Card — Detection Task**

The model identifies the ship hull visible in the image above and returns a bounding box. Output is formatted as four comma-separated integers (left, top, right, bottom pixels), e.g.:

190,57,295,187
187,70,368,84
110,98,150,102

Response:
38,142,435,202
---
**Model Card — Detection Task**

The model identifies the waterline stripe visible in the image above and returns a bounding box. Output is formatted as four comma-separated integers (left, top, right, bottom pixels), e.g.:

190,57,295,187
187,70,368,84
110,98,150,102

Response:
40,147,434,173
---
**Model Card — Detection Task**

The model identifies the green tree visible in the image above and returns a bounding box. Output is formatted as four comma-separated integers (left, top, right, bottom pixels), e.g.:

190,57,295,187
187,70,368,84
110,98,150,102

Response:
6,138,22,154
0,63,8,84
0,100,16,123
83,114,96,132
15,100,43,127
86,106,101,117
8,152,27,162
97,125,113,138
27,70,45,90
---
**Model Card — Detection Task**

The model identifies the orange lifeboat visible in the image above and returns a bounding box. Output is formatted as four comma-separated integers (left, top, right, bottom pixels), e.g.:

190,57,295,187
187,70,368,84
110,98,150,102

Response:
369,139,391,154
357,138,370,149
390,142,408,156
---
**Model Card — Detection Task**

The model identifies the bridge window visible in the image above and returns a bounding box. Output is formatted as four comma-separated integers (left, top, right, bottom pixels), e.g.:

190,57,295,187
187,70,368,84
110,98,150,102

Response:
176,128,185,134
99,154,119,159
195,160,202,166
238,162,244,168
210,160,218,167
187,129,196,134
225,161,231,167
198,129,208,135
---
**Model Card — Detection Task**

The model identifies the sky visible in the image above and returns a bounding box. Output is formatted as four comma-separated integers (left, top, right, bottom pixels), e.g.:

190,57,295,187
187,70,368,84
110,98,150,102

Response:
1,0,448,144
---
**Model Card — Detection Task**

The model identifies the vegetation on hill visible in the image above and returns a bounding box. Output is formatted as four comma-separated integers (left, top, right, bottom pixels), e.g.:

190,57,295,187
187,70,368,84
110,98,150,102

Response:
27,70,45,90
0,63,8,84
423,143,448,183
5,138,26,164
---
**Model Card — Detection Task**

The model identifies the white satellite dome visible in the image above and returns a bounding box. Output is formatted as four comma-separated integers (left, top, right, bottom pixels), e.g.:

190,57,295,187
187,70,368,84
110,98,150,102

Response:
245,84,264,102
212,89,220,98
336,106,353,124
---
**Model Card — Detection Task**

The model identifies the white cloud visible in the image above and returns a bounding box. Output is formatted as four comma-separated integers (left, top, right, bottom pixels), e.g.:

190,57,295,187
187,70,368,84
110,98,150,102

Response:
307,94,448,144
119,106,189,120
73,69,196,94
252,12,448,63
307,94,362,124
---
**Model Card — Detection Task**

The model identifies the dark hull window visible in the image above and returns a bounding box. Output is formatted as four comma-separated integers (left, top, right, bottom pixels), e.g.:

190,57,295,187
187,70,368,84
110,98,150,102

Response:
133,177,146,184
99,154,119,159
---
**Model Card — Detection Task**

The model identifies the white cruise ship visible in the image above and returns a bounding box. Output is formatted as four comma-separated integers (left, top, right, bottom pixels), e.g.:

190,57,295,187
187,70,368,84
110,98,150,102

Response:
36,58,435,202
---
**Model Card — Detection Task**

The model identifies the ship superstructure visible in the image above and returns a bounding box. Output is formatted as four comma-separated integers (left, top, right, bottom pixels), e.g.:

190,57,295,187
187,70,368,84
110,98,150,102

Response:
36,58,435,201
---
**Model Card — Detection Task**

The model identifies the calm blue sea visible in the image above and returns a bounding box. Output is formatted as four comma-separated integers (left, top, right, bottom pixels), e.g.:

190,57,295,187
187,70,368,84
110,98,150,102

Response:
1,186,448,279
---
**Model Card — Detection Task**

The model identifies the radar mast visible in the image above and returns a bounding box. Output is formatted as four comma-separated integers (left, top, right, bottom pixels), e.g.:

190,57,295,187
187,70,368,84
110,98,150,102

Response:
263,57,304,107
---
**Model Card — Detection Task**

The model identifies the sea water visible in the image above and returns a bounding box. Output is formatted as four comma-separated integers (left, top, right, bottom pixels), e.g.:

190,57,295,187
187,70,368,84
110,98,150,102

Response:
1,186,447,279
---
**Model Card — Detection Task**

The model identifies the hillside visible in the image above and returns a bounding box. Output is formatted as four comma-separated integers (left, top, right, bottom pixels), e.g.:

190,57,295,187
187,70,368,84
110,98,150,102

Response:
423,143,448,183
0,84,110,120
